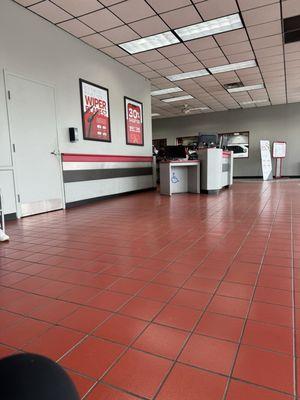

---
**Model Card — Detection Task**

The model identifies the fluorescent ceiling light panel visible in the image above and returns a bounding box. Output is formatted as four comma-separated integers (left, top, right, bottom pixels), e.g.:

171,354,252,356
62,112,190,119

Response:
187,107,209,112
151,113,160,116
209,60,256,74
162,95,194,103
167,69,209,81
241,99,268,105
151,87,182,96
119,31,179,54
175,13,243,41
228,84,264,93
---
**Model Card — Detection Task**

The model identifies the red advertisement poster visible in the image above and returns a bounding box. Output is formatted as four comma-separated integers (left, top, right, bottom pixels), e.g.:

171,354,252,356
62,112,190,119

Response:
124,97,144,146
80,79,111,142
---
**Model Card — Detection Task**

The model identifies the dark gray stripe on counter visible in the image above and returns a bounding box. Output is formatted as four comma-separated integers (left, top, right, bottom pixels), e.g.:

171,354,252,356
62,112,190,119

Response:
63,168,153,183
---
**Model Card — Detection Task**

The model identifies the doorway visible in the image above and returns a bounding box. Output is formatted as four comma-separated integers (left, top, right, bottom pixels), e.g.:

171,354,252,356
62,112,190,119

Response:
6,74,64,217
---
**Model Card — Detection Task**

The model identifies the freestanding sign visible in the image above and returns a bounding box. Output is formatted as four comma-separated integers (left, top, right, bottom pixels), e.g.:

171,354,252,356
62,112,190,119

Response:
260,140,273,181
80,79,111,142
124,97,144,146
273,141,286,178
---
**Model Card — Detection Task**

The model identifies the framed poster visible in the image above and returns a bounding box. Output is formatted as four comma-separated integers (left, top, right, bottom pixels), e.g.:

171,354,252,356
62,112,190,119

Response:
273,141,286,158
79,79,111,142
124,97,144,146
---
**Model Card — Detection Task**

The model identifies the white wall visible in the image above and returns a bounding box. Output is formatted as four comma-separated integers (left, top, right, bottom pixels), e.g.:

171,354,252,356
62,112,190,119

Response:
0,0,152,216
152,103,300,177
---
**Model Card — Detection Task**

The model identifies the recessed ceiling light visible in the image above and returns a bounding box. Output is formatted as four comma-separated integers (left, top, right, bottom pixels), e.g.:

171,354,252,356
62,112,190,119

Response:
151,113,160,116
151,87,183,96
227,84,264,93
240,99,268,105
167,69,209,81
119,31,179,54
209,60,257,74
186,107,210,113
162,95,194,103
175,13,243,41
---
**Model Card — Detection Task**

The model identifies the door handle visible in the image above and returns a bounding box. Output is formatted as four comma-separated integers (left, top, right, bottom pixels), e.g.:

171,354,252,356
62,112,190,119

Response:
51,150,59,156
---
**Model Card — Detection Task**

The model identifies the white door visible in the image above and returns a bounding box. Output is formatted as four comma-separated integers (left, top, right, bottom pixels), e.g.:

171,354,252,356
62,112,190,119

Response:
6,74,63,217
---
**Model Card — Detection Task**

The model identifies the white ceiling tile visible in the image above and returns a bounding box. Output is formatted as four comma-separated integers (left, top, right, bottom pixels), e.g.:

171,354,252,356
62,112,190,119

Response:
101,0,124,5
222,41,252,56
142,70,161,78
79,9,123,31
157,66,182,75
146,0,191,13
169,53,198,66
109,0,155,23
215,29,248,46
159,44,190,57
129,16,168,36
202,56,229,67
101,25,139,43
282,0,300,18
130,64,152,73
147,58,174,70
195,0,238,20
238,0,279,12
51,0,102,17
242,3,281,27
134,50,165,62
116,55,140,66
179,61,205,72
150,77,174,87
257,54,284,65
161,6,202,29
227,51,255,63
260,63,284,71
185,37,217,52
247,20,282,39
286,52,300,61
214,71,240,83
81,33,112,48
252,34,283,50
101,45,129,57
255,45,283,57
194,47,224,60
58,19,94,37
14,0,45,5
29,1,72,23
285,42,300,53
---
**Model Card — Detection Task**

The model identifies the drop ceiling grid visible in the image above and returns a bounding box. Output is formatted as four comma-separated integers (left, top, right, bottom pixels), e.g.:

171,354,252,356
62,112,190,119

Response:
12,0,300,117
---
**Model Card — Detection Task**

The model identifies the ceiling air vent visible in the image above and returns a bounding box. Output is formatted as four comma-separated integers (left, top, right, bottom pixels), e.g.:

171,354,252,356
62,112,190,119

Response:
284,15,300,44
223,82,244,90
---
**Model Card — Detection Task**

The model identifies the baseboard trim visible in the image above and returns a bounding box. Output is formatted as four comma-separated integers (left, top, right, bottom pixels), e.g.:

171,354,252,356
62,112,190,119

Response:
200,189,219,195
66,187,157,209
234,175,300,179
4,212,17,221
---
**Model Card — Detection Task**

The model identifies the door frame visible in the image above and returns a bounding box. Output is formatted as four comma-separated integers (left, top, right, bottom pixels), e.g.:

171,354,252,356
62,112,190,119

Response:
4,70,65,218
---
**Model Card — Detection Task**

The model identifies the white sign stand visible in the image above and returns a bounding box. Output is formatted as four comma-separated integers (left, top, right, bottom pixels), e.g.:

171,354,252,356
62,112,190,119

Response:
260,140,273,181
273,141,286,179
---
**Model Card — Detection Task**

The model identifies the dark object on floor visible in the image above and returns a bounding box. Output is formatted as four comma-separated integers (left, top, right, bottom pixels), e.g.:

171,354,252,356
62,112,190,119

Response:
0,353,79,400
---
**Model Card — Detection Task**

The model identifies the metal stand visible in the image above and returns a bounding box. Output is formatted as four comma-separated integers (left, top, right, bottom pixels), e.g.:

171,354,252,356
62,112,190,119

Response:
0,189,5,233
274,158,283,179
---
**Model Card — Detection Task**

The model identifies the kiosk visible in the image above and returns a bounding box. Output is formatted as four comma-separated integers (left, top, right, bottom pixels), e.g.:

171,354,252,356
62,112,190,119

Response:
197,148,233,194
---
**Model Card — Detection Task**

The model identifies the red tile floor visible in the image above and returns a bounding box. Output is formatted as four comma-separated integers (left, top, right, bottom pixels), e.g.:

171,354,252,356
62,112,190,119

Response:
1,180,300,399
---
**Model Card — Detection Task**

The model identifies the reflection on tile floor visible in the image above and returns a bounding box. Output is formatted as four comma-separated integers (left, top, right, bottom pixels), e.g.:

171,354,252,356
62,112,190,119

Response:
0,181,299,399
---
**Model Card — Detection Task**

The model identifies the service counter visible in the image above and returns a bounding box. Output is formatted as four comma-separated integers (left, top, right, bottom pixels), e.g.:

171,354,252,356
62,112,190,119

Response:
197,148,233,194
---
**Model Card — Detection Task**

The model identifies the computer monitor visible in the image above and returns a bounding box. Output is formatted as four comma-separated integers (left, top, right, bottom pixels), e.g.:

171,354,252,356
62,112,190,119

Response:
198,133,219,147
165,145,186,160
